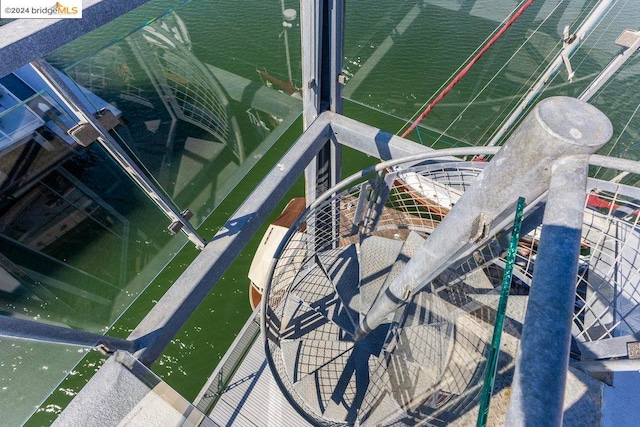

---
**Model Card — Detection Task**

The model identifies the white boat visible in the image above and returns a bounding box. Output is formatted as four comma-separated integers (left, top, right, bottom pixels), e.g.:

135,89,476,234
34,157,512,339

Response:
247,197,305,309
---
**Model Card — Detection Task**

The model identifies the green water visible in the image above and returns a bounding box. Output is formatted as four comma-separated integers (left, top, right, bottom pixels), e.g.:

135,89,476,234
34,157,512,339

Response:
6,0,640,424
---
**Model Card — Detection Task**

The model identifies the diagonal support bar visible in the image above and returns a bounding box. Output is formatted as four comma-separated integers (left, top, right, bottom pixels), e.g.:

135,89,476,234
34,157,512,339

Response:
0,316,137,353
356,97,613,339
128,114,333,366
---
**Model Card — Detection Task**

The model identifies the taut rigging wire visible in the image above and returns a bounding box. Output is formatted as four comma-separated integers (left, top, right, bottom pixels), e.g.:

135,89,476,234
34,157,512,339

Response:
397,0,534,139
394,2,530,137
435,0,568,147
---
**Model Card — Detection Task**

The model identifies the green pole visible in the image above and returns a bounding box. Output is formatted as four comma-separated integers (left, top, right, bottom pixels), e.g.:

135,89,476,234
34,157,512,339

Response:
477,196,526,426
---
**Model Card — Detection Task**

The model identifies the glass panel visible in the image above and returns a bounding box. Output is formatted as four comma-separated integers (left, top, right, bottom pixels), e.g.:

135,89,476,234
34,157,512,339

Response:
0,70,187,422
344,1,640,153
3,0,303,423
1,65,188,329
0,134,187,329
1,72,184,331
48,0,302,226
0,337,90,426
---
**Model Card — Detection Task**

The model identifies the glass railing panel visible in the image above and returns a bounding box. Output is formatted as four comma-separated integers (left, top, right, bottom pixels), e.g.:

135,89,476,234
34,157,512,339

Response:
0,337,90,426
344,1,639,150
1,0,303,422
1,61,190,344
47,0,302,227
0,119,188,421
0,81,169,332
0,65,190,422
0,139,187,331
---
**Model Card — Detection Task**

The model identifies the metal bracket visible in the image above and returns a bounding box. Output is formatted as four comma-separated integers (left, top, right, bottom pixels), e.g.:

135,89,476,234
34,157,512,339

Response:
469,213,492,243
561,25,577,82
67,108,120,147
96,107,120,129
168,209,195,234
628,341,640,360
68,122,100,147
96,341,117,356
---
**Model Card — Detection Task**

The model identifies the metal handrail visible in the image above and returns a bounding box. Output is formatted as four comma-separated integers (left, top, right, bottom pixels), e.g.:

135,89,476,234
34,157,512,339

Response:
193,308,261,414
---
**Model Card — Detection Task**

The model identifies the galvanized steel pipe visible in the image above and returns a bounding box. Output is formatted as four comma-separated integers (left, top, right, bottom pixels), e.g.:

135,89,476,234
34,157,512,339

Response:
357,97,613,340
506,155,595,426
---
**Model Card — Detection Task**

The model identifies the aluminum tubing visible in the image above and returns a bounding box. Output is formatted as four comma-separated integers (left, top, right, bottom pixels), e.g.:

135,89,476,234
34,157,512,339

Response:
357,96,612,338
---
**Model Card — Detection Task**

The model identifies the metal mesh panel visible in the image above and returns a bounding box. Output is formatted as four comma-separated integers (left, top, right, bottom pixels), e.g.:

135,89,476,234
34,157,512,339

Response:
262,156,640,425
575,188,640,343
263,161,493,426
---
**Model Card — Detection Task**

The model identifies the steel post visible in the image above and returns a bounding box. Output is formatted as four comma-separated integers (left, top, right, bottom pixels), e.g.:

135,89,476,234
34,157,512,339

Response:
303,0,343,206
302,0,344,250
357,96,613,338
505,155,592,426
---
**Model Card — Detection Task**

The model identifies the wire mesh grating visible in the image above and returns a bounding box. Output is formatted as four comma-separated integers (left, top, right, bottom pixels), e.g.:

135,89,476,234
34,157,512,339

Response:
262,155,640,425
